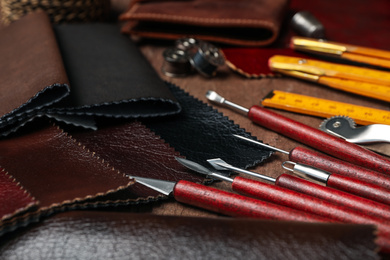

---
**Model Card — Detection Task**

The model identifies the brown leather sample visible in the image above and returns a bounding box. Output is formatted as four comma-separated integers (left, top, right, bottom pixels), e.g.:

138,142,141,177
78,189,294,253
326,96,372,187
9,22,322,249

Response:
0,123,134,233
0,0,111,24
0,11,70,136
71,120,206,199
119,0,290,46
0,211,379,259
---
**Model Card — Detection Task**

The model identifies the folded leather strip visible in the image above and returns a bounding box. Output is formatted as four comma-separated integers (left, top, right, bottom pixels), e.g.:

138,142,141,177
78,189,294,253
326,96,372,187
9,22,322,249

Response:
119,0,290,47
0,211,379,259
51,22,181,123
141,84,273,170
0,11,70,136
0,123,137,234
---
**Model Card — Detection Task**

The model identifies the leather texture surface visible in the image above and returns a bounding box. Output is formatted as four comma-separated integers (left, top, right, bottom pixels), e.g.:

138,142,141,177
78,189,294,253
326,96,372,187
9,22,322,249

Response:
51,23,181,120
119,0,290,46
0,123,134,234
0,11,70,136
142,84,273,170
0,211,379,260
71,120,205,198
0,168,38,222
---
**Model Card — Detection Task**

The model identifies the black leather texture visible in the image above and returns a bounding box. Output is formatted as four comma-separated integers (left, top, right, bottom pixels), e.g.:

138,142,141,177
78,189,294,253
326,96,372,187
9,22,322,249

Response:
51,23,181,122
142,84,273,170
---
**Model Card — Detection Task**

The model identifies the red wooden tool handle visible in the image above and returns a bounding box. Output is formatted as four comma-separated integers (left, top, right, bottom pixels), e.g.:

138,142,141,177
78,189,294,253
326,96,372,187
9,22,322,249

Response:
248,105,390,175
327,173,390,205
276,173,390,221
231,176,390,238
173,180,327,223
290,146,390,190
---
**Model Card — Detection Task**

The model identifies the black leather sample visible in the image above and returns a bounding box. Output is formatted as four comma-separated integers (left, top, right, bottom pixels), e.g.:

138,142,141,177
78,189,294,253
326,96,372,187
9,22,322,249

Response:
51,23,181,122
142,84,273,170
0,211,379,260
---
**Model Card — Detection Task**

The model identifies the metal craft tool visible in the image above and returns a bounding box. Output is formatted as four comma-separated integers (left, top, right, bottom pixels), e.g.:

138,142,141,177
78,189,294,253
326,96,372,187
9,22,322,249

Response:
207,158,390,221
261,90,390,126
175,157,390,241
320,116,390,156
268,55,390,102
291,36,390,69
206,90,390,175
233,134,390,197
129,176,327,223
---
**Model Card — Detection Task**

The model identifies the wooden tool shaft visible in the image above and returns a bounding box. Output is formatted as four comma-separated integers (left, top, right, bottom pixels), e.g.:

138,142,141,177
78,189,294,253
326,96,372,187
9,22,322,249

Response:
232,176,390,238
248,105,390,175
276,174,390,220
290,146,390,190
173,180,327,222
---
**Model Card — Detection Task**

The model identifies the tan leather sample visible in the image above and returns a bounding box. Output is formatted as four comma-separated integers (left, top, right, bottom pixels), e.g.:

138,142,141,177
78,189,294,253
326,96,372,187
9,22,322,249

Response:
0,11,70,135
119,0,290,46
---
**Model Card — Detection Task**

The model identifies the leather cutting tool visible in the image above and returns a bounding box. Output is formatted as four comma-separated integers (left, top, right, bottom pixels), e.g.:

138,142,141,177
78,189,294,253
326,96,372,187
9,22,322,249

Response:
129,175,327,223
291,36,390,69
175,158,390,243
268,55,390,102
206,90,390,175
233,134,390,194
207,158,390,221
320,116,390,156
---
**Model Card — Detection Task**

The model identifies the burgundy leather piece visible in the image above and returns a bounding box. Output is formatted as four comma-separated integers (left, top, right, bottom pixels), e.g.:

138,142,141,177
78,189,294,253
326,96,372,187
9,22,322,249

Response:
0,11,70,136
71,120,205,199
0,123,134,233
119,0,290,46
51,23,181,123
0,211,379,259
0,168,38,222
222,48,307,78
222,0,390,76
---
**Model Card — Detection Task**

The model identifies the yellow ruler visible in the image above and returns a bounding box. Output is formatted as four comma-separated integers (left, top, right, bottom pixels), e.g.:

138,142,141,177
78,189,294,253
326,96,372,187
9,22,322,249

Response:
261,90,390,125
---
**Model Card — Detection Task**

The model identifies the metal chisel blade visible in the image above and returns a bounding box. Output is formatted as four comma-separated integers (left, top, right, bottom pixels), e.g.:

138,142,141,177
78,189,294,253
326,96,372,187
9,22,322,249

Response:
129,176,176,196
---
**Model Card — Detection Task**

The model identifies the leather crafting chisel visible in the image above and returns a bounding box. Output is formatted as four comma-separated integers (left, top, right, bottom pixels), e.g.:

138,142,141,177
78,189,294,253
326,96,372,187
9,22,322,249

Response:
130,175,327,223
206,90,390,176
175,157,390,252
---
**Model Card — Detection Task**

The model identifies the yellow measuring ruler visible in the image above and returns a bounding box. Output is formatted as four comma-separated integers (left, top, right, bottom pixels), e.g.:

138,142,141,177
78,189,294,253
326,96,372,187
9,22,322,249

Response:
269,55,390,102
262,90,390,125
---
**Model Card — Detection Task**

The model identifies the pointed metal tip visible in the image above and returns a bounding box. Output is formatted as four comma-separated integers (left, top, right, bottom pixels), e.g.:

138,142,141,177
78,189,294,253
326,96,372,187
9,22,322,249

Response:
207,158,230,171
206,90,225,104
175,157,212,176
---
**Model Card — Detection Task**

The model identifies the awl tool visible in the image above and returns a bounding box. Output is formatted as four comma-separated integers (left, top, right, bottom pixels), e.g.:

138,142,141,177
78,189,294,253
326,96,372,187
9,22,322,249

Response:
130,175,326,223
175,158,390,241
206,90,390,175
207,158,390,221
320,115,390,156
233,134,390,202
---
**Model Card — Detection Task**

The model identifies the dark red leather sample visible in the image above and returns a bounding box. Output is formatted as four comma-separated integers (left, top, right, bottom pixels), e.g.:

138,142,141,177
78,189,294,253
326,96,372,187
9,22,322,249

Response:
0,168,37,222
71,120,205,199
0,123,134,233
0,11,70,136
119,0,290,47
0,211,379,259
51,23,181,121
142,84,273,170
